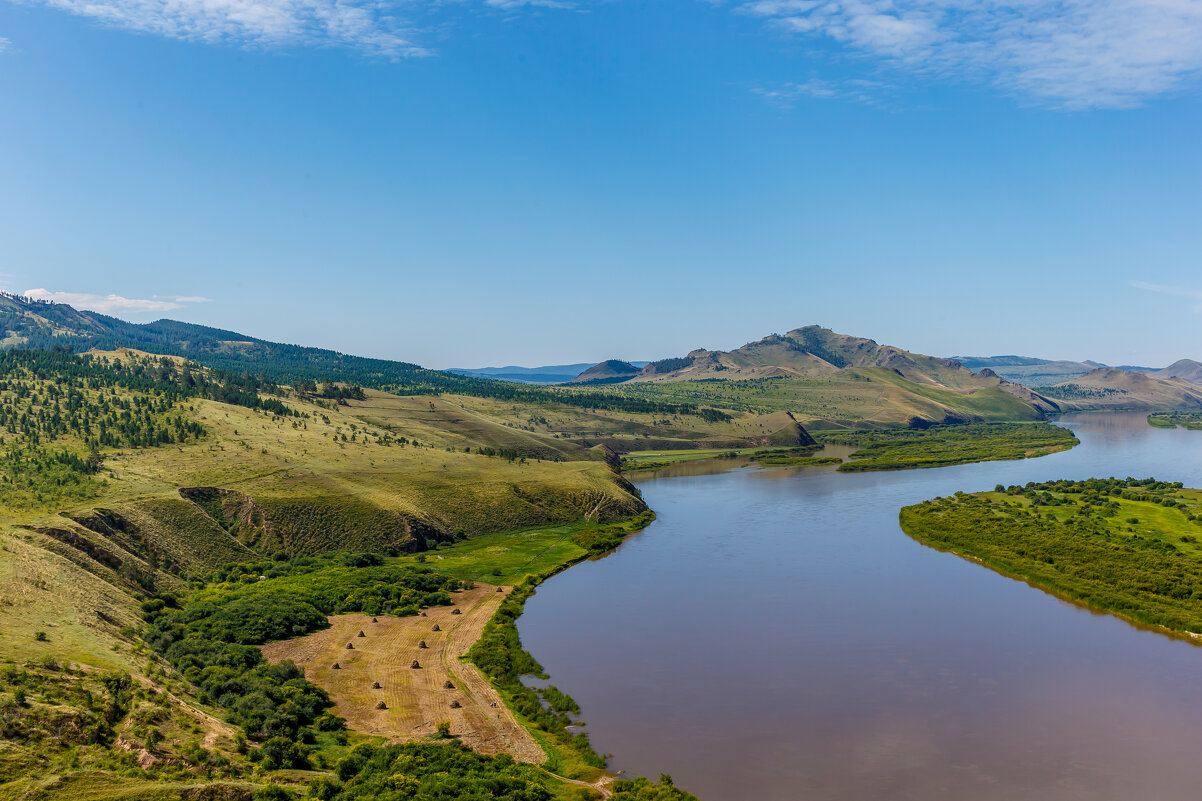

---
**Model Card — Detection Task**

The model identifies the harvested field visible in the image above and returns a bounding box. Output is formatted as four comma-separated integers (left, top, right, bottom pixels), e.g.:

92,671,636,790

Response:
260,584,543,762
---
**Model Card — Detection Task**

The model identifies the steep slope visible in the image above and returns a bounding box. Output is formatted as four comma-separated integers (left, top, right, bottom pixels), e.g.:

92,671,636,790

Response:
1040,368,1202,410
567,359,643,385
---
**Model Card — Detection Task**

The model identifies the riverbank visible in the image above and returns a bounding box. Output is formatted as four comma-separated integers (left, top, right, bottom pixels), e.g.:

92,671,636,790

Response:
900,478,1202,638
514,412,1202,801
386,513,695,795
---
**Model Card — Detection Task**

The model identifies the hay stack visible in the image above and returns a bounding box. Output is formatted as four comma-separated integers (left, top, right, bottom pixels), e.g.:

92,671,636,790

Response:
419,640,428,649
411,660,422,669
345,643,354,650
451,608,462,616
332,663,341,670
496,587,503,593
450,700,462,709
357,630,366,637
372,681,382,689
376,701,388,710
443,680,455,689
432,624,441,632
371,617,379,623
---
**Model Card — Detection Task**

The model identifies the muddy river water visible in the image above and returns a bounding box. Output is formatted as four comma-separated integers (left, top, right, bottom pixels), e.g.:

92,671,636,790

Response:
518,413,1202,800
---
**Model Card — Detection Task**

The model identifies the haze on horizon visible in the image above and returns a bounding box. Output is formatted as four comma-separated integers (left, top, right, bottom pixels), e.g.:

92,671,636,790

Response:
2,0,1200,368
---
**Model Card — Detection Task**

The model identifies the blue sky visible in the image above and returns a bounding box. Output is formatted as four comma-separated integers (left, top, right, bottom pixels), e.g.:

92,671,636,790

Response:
1,0,1201,368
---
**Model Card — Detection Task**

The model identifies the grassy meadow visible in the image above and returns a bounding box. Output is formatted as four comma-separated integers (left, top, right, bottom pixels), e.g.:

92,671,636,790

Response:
1148,412,1202,430
604,368,1045,428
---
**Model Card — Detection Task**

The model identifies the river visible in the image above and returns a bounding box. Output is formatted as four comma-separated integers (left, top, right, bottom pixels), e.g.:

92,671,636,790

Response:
518,413,1202,800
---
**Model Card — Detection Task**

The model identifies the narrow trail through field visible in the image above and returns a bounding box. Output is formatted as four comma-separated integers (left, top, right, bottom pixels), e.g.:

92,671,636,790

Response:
261,584,543,762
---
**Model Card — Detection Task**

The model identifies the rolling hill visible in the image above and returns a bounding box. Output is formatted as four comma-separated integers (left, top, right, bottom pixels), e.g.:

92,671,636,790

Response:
1155,359,1202,385
2,293,1061,430
1038,368,1202,410
0,291,486,393
565,326,1064,426
567,359,643,385
626,326,1037,389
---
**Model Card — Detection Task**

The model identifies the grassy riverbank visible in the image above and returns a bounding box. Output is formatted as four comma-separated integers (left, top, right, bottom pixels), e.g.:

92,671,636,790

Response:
1148,412,1202,430
823,422,1078,472
900,478,1202,637
619,446,835,473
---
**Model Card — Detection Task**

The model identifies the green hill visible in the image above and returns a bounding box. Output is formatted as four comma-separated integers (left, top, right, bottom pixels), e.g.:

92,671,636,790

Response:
0,292,1062,431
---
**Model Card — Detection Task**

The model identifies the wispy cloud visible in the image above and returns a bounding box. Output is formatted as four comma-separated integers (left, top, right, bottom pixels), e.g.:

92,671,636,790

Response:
736,0,1202,109
1131,281,1202,313
25,0,426,56
24,288,213,315
15,0,572,57
0,36,10,53
752,76,889,106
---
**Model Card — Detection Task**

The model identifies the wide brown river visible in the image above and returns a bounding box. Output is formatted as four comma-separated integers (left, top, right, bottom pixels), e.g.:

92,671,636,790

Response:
518,413,1202,800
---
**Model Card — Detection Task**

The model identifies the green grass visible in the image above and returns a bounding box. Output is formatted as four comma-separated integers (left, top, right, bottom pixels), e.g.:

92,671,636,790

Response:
1148,412,1202,430
396,525,591,586
0,772,259,801
900,478,1202,636
749,450,841,467
619,447,761,472
608,367,1045,426
823,422,1078,472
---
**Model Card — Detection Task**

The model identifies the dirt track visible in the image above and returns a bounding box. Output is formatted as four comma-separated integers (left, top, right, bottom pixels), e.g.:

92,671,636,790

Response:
261,584,543,762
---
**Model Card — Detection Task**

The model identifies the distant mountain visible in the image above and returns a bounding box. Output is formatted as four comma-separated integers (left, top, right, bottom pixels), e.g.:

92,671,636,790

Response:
630,326,1018,385
598,325,1063,417
448,361,650,385
950,355,1156,384
566,360,644,385
1154,359,1202,386
630,327,974,384
447,363,595,384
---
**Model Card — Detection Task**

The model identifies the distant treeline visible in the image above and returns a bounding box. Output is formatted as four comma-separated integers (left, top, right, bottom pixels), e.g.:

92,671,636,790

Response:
6,305,721,418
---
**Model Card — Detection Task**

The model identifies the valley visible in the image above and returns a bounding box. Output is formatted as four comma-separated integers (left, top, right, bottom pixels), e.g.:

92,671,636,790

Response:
2,295,1201,801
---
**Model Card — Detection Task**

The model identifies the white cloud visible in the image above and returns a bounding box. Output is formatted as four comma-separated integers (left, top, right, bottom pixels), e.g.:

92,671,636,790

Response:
27,0,426,56
0,36,10,53
24,288,212,315
737,0,1202,108
15,0,573,57
1131,281,1202,313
